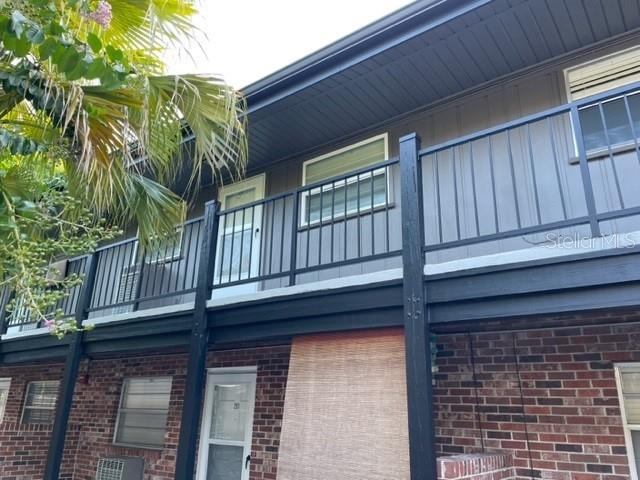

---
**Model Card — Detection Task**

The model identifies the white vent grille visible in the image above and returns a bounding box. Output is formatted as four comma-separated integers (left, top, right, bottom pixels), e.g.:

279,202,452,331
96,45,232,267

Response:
96,458,124,480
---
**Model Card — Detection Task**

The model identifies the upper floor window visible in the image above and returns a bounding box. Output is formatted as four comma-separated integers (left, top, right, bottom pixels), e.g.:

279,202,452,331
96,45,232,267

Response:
114,377,172,449
301,134,389,225
566,47,640,155
21,380,59,424
0,378,10,422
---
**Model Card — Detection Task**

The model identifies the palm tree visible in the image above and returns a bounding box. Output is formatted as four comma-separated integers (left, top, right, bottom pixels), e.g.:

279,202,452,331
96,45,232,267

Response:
0,0,247,241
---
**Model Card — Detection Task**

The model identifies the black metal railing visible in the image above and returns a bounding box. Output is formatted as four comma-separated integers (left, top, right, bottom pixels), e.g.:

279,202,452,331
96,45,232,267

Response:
3,81,640,331
0,256,88,333
212,159,400,290
87,218,203,316
420,80,640,253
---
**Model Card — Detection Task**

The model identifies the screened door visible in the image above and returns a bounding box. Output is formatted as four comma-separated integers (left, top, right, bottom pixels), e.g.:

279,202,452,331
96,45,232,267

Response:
196,370,257,480
213,175,265,297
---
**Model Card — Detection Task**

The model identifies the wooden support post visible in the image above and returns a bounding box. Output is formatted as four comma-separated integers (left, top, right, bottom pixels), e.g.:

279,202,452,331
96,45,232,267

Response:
43,253,98,480
399,133,437,480
174,200,220,480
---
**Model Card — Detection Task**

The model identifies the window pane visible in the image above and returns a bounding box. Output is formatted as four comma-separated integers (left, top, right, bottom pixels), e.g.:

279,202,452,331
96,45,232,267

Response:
0,379,10,422
306,171,387,223
115,377,172,448
632,430,640,476
115,411,168,447
23,407,55,424
622,372,640,394
30,382,60,405
579,105,607,151
206,444,244,480
122,378,171,409
625,396,640,424
305,138,385,185
210,384,251,442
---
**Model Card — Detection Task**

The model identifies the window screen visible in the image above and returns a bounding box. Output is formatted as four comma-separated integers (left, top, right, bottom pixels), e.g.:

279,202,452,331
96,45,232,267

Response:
302,135,388,224
0,378,10,422
114,377,172,449
22,381,59,424
617,367,640,479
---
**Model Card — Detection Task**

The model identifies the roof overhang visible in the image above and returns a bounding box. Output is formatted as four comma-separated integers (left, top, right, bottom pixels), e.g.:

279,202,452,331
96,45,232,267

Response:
242,0,640,171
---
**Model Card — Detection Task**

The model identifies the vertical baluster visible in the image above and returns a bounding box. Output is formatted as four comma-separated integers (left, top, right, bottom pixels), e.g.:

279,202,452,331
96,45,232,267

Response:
305,189,311,268
217,214,227,285
289,192,300,286
318,188,324,266
598,102,625,209
452,146,461,240
570,105,601,237
434,152,443,244
547,116,568,220
488,135,500,233
268,201,275,275
279,198,286,274
343,179,348,260
357,175,361,258
469,142,480,237
248,205,255,279
385,166,390,253
526,123,542,225
371,169,375,255
506,129,522,229
331,183,336,262
238,207,246,282
227,211,237,284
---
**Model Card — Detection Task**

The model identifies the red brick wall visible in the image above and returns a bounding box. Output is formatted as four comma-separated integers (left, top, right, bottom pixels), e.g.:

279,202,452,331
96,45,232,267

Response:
435,321,639,480
0,345,290,480
0,362,64,480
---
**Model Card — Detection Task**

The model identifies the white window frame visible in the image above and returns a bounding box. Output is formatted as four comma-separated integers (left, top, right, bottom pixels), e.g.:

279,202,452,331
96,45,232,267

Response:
20,380,59,425
615,364,640,480
130,226,185,267
0,378,11,422
113,376,173,450
300,133,390,227
564,47,640,160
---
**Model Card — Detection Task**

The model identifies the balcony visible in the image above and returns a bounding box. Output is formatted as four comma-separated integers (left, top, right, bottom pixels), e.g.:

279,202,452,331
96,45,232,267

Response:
3,81,640,334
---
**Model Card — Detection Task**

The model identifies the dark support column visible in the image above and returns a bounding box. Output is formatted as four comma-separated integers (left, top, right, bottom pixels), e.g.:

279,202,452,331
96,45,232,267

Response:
43,253,98,480
175,200,220,480
399,133,437,480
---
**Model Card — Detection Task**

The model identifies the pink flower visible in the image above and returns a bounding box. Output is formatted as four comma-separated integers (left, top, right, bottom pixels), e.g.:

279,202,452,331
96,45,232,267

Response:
43,318,55,328
84,1,112,29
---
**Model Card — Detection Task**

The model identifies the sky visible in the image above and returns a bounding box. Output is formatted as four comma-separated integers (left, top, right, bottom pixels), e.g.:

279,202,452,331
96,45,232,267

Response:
166,0,414,89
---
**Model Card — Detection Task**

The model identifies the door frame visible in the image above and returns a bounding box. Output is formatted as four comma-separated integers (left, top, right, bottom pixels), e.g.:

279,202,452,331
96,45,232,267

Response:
195,366,258,480
214,174,266,289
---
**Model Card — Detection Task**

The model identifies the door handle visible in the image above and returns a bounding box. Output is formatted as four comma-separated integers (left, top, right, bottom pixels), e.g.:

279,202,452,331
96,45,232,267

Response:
245,454,251,469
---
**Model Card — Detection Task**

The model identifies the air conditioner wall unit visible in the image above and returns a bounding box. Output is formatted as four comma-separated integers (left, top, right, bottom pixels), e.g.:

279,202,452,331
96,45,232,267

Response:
96,457,144,480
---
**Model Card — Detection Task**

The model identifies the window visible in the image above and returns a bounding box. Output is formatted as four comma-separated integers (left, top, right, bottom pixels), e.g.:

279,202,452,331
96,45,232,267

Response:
114,377,172,449
301,134,389,225
566,47,640,155
0,378,10,422
21,380,59,424
616,365,640,480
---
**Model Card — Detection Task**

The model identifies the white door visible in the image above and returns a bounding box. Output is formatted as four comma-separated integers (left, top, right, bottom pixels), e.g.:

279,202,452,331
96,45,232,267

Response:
212,174,265,298
196,369,257,480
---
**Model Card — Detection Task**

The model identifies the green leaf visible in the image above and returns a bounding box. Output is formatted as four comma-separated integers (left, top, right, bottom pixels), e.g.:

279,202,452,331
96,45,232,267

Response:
57,47,80,73
105,45,123,62
39,37,57,59
86,32,102,53
85,58,107,79
65,59,87,81
26,26,44,45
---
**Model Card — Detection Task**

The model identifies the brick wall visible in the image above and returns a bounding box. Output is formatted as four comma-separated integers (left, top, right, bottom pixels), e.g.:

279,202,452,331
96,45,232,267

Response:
435,320,640,480
0,362,64,480
0,345,290,480
438,453,515,480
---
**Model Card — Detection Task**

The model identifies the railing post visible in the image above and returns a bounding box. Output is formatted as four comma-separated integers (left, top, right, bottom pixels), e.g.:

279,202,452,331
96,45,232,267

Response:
0,288,11,336
289,192,300,286
175,200,220,479
570,105,601,237
399,133,437,480
43,253,98,480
